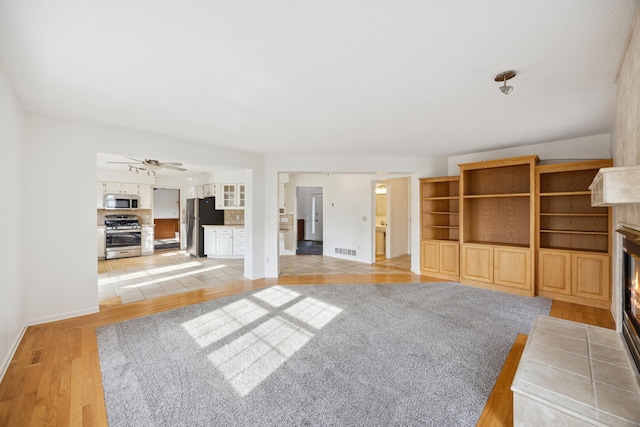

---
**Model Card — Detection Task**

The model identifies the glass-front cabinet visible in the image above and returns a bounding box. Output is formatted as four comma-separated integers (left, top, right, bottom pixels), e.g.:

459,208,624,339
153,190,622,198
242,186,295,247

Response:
216,184,245,209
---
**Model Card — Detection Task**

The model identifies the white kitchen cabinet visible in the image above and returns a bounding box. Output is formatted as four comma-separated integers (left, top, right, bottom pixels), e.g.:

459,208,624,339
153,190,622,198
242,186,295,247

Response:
138,184,152,209
215,228,234,256
196,184,216,199
102,181,138,195
203,184,216,198
204,227,217,256
203,226,244,258
97,226,106,260
97,182,105,209
215,184,245,209
233,227,245,256
141,225,154,256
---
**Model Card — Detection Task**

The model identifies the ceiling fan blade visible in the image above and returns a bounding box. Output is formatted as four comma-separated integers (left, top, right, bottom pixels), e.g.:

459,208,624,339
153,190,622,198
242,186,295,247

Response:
158,162,183,166
107,161,135,164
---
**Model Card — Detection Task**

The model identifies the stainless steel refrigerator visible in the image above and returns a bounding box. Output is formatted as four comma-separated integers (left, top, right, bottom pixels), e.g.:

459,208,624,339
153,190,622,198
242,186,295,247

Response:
186,197,225,257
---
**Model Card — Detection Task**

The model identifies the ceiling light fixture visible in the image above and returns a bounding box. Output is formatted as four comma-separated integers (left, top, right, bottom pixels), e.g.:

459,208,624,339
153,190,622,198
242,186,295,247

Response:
495,70,516,95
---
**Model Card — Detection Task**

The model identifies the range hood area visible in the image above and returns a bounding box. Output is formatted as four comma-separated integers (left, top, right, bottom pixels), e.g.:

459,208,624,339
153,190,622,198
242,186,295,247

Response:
590,165,640,206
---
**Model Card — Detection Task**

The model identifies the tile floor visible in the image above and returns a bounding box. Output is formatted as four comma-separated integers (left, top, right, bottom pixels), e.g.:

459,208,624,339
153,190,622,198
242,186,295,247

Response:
98,251,411,304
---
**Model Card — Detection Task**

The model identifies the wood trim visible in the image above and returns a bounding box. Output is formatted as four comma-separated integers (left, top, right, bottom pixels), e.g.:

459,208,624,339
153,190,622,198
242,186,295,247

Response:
153,218,178,239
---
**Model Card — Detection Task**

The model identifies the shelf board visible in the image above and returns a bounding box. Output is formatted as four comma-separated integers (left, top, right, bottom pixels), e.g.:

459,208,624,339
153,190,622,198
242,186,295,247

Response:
463,193,530,199
463,241,530,249
423,211,459,215
539,191,591,197
539,246,608,254
539,229,608,236
422,196,459,201
539,213,608,217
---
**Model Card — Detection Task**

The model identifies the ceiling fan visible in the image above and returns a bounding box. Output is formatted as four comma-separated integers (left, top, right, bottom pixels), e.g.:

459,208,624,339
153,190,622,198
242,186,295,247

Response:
108,157,187,172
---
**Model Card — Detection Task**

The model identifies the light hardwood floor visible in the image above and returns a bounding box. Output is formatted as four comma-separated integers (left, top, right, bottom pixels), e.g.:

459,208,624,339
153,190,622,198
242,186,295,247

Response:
0,257,614,426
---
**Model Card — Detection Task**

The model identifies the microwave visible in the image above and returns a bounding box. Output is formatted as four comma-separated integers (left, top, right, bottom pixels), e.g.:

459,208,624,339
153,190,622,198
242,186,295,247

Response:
104,194,139,210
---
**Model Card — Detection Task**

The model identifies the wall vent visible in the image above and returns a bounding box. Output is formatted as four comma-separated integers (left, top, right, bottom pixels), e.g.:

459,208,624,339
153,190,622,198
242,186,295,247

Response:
335,248,357,256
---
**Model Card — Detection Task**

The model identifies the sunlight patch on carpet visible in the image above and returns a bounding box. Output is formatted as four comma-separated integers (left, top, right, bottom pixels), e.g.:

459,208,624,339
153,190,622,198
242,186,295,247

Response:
182,299,269,348
209,316,314,396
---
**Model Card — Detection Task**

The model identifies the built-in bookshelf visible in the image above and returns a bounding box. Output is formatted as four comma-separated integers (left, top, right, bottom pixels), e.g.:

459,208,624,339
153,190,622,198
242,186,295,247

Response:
420,176,459,241
536,160,613,308
459,155,539,296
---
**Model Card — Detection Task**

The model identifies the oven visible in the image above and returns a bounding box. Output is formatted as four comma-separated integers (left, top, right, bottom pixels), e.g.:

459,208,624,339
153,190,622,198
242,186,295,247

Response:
105,214,142,259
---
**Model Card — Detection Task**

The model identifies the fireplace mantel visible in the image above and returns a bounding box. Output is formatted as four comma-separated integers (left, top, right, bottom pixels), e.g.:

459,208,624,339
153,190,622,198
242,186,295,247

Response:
590,165,640,206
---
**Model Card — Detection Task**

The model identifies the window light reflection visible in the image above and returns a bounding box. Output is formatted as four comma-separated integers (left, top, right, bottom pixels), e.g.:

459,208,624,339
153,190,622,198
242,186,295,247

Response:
182,299,268,348
252,286,300,307
120,264,226,289
284,297,343,329
208,316,313,396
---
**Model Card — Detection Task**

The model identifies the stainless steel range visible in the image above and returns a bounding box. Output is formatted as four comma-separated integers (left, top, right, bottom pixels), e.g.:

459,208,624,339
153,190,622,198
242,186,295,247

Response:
104,214,142,259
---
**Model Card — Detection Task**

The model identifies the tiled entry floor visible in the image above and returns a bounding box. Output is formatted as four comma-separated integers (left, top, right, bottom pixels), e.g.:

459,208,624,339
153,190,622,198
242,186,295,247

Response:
99,251,410,305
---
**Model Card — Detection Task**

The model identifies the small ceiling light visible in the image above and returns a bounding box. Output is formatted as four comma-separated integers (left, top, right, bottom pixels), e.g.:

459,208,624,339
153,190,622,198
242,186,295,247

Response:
495,70,516,95
128,166,133,173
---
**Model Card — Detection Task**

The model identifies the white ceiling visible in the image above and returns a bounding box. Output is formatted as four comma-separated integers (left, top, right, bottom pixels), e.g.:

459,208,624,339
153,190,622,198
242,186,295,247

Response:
1,1,638,159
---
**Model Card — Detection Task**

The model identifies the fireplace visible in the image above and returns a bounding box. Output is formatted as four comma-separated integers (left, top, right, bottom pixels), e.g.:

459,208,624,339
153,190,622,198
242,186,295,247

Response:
619,226,640,373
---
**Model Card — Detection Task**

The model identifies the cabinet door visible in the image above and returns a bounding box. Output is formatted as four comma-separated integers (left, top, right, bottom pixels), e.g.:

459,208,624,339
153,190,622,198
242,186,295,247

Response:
216,230,233,255
121,183,138,195
103,182,121,194
237,184,245,208
439,242,460,276
461,244,493,283
138,184,152,209
571,253,610,301
196,185,205,199
222,184,237,208
97,227,106,259
97,182,105,209
421,240,439,274
203,184,215,198
538,250,571,295
204,228,216,256
493,246,531,291
141,226,154,255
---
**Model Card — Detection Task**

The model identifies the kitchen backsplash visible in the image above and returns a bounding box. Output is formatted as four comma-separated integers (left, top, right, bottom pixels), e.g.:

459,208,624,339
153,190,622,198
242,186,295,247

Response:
97,209,152,225
224,209,245,225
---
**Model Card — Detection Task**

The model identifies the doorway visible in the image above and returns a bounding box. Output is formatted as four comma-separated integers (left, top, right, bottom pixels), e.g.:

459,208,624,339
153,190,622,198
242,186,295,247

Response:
296,186,324,255
153,187,180,251
373,178,411,270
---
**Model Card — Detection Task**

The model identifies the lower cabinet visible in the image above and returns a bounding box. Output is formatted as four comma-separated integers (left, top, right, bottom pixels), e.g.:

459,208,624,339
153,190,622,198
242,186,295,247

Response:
203,226,244,258
215,228,233,256
97,226,106,260
141,225,154,256
420,240,459,280
461,243,532,296
537,249,610,307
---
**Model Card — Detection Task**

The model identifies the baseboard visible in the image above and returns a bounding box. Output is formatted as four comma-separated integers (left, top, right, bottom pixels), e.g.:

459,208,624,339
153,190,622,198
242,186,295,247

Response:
26,305,99,327
0,321,28,383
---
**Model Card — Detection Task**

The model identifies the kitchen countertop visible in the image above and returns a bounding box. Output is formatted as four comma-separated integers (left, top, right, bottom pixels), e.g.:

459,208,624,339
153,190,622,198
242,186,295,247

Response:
202,224,244,227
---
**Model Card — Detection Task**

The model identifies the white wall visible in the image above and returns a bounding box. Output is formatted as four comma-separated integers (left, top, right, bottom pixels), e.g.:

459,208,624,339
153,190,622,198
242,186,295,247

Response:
447,133,612,175
265,155,447,277
0,66,26,378
153,188,179,218
20,113,265,327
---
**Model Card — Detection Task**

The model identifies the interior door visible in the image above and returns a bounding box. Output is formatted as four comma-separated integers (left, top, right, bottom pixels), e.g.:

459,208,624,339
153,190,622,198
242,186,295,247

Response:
309,193,323,241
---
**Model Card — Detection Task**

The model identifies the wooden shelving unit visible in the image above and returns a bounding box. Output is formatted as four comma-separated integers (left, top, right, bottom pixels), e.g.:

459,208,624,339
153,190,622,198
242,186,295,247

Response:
536,159,613,308
459,156,539,296
420,176,460,280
